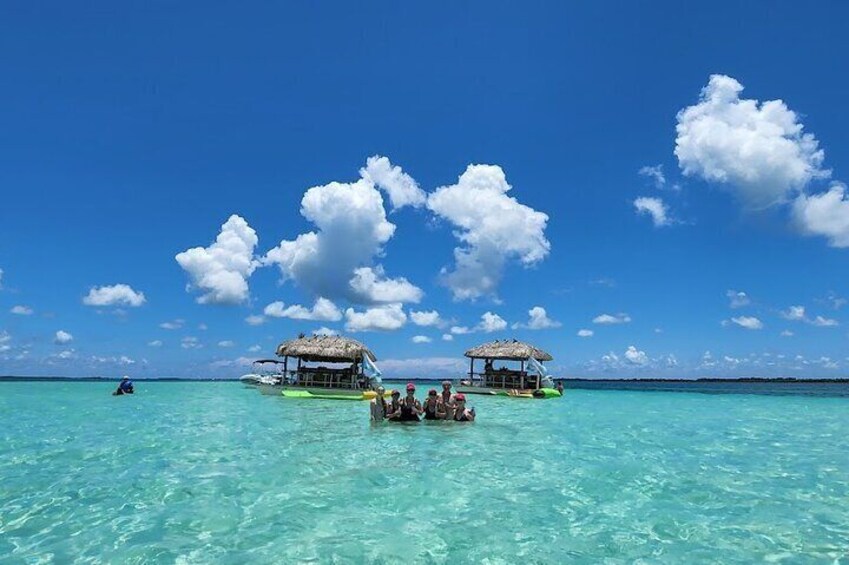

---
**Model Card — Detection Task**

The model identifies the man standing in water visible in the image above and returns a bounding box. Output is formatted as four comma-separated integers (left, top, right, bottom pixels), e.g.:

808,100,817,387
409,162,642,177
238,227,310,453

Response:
114,376,134,395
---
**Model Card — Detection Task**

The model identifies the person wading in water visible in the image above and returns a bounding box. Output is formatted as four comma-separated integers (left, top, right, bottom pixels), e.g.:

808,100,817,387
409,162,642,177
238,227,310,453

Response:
370,386,388,422
389,383,422,422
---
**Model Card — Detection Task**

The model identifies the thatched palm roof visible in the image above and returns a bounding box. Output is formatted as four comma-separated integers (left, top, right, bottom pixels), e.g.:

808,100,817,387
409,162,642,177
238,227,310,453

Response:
276,335,377,363
464,339,553,361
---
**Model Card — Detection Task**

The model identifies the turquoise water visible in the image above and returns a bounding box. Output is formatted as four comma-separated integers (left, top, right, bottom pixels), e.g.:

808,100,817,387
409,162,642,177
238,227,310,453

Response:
2,382,848,563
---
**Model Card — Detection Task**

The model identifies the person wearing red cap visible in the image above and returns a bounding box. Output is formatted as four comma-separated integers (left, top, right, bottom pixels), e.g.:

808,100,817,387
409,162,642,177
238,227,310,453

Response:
452,393,475,422
389,382,422,422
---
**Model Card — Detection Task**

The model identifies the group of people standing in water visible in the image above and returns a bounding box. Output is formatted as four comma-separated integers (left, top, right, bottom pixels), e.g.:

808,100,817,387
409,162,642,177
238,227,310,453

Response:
370,381,476,423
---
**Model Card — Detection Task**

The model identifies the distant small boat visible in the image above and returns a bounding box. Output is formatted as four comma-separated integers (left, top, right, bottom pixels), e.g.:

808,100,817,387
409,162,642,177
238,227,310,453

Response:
239,359,285,387
455,339,562,399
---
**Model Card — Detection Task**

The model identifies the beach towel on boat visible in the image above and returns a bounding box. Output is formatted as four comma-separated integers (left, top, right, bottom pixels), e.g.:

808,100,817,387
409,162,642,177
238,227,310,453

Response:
362,355,382,381
527,356,548,377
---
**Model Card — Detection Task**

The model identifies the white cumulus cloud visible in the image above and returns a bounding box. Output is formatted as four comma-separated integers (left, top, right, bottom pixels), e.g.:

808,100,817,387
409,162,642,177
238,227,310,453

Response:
263,297,342,321
348,267,422,304
412,335,432,344
360,155,427,210
313,327,339,336
218,340,235,348
10,305,33,315
83,284,146,307
675,74,828,209
810,315,839,327
263,160,419,305
634,197,672,227
477,312,507,333
175,215,259,305
780,306,838,327
730,316,763,330
624,346,648,365
427,164,550,301
638,165,666,189
410,310,442,327
793,183,849,248
593,313,631,325
345,303,407,332
726,290,751,309
513,306,561,330
782,305,806,320
577,329,593,337
148,340,163,347
0,331,11,352
442,334,454,341
181,336,202,349
245,315,265,326
54,330,73,344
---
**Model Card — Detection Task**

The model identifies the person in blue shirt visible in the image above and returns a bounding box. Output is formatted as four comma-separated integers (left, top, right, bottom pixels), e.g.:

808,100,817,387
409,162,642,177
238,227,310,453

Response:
114,376,134,395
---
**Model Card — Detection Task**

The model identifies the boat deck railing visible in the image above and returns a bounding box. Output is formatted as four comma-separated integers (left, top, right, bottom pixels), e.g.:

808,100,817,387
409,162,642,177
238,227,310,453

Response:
282,368,369,390
467,371,541,390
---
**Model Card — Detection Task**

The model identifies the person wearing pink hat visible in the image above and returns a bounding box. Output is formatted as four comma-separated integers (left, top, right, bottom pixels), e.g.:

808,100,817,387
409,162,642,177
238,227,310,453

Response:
391,382,422,422
452,393,475,422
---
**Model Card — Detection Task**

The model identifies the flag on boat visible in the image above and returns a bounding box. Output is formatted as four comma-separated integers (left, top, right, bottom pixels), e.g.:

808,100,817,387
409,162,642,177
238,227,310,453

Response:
362,355,382,380
527,356,548,377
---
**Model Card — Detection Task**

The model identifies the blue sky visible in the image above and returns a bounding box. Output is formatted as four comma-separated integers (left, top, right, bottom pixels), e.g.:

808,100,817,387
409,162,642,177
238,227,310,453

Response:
2,1,849,378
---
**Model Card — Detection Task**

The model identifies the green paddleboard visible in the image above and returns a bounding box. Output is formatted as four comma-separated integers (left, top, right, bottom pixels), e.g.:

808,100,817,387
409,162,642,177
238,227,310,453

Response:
282,390,314,398
281,390,365,400
535,388,563,398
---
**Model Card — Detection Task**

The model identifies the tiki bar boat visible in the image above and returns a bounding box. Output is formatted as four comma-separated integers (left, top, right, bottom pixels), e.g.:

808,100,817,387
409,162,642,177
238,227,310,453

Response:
457,339,562,398
257,335,384,400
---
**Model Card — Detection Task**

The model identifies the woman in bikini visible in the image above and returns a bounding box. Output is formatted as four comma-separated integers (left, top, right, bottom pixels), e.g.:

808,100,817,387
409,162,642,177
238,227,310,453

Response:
452,393,475,422
386,390,402,420
396,383,423,422
422,389,441,420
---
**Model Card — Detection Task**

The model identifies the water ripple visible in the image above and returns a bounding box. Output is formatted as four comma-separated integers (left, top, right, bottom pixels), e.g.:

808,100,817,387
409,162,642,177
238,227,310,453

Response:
1,383,849,562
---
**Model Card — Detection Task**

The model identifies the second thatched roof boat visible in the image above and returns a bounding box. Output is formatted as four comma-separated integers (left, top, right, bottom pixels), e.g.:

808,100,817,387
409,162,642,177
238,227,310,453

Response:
257,335,384,400
457,339,561,398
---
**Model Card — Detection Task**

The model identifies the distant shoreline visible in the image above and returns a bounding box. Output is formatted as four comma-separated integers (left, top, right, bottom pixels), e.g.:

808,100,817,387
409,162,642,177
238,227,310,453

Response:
0,376,239,382
2,375,848,383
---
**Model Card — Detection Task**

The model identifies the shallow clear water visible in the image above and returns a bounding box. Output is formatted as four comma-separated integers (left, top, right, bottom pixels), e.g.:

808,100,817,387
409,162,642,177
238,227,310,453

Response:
2,382,848,563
